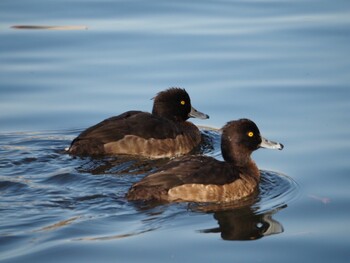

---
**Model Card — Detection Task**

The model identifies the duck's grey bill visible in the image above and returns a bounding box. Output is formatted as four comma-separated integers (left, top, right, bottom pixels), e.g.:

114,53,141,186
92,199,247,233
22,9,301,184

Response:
189,106,209,119
260,136,284,150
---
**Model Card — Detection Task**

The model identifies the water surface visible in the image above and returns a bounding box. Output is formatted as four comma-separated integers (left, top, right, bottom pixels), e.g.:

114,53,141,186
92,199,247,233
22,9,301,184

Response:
1,0,350,262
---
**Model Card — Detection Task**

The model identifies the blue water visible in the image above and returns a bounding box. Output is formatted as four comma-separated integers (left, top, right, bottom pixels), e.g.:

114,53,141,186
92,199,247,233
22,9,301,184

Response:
1,0,350,262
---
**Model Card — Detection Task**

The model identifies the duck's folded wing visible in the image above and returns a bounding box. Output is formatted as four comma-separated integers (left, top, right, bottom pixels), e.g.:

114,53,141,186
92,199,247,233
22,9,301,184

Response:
133,156,239,190
72,111,182,144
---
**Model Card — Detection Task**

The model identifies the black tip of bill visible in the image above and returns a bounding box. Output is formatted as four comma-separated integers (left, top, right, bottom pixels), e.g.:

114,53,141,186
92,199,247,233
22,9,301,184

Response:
260,136,284,150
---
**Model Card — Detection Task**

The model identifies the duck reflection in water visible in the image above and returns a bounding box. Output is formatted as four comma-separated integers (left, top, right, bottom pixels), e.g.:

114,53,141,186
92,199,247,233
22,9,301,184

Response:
195,204,285,241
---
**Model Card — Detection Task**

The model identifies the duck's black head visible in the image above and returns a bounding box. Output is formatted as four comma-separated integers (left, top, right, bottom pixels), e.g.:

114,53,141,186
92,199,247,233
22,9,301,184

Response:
221,119,283,165
152,88,209,122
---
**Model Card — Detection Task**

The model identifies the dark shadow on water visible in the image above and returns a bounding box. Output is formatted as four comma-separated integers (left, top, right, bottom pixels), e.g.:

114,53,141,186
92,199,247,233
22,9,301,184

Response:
128,198,286,241
195,204,285,241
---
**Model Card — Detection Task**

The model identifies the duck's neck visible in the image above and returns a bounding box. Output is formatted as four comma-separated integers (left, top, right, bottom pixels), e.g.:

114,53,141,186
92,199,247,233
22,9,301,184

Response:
235,158,260,181
221,143,260,180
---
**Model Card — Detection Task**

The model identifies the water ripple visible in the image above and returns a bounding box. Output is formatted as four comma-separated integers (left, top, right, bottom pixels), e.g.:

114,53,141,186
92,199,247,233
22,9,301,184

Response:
0,128,299,251
257,170,299,212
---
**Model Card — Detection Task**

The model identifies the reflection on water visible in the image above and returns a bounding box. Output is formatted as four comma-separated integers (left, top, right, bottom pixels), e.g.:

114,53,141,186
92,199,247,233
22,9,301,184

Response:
198,206,284,241
34,216,81,232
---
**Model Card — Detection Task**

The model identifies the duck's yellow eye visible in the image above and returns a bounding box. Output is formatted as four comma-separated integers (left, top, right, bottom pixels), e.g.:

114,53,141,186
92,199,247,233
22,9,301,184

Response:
248,131,254,137
180,100,186,105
